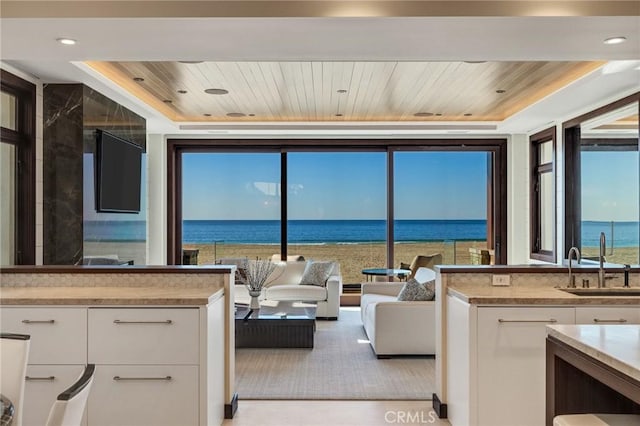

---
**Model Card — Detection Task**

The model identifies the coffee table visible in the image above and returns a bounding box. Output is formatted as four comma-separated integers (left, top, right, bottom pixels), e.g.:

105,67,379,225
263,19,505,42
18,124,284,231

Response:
235,300,316,348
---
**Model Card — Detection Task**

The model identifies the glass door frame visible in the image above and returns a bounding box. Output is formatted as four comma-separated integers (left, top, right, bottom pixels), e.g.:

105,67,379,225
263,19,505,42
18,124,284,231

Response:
167,138,508,265
0,69,36,264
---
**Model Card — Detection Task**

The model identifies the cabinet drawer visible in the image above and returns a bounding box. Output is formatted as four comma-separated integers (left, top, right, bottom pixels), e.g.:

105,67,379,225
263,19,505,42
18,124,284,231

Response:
87,365,199,426
477,307,575,426
575,307,640,324
23,365,87,426
88,308,199,364
0,308,87,364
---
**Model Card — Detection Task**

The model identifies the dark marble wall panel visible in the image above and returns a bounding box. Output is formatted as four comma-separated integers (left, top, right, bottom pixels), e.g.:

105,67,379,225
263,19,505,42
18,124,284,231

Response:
43,84,147,265
43,84,84,265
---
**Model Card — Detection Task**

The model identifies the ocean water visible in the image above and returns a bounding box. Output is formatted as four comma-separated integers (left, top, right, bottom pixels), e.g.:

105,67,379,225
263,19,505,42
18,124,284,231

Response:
84,219,640,247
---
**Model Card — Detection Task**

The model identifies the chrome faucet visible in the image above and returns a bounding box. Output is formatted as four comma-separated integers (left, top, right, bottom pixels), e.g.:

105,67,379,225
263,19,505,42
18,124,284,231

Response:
567,247,581,288
598,232,606,288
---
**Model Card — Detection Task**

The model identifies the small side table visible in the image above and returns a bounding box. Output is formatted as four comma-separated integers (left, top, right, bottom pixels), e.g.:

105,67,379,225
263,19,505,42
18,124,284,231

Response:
361,268,411,282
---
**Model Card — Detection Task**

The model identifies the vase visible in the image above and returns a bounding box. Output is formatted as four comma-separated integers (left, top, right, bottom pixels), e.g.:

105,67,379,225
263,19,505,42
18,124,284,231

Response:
248,289,262,310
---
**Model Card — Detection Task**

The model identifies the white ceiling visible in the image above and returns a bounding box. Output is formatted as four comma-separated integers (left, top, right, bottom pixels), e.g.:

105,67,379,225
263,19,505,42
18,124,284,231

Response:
1,13,639,135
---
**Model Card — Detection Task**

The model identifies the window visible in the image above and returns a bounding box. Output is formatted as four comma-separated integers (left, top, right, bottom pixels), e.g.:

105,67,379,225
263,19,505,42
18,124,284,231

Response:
0,69,35,265
564,93,639,265
530,127,556,262
168,139,508,273
394,150,490,266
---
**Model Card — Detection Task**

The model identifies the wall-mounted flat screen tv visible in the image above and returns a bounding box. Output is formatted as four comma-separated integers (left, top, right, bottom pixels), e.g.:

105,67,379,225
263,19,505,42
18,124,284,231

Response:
95,129,142,213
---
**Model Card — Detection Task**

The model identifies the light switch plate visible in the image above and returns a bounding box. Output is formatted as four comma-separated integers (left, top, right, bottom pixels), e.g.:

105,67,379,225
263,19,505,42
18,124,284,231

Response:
492,274,511,286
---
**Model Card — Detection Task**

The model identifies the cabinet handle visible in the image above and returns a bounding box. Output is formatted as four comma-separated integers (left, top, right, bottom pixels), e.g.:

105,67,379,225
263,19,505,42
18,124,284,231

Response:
593,318,627,323
113,320,173,325
113,376,172,381
25,376,56,381
22,319,55,324
498,319,558,323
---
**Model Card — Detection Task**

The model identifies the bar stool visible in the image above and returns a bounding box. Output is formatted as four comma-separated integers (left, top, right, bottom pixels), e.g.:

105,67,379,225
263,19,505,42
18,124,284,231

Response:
45,364,95,426
0,333,31,426
554,414,640,425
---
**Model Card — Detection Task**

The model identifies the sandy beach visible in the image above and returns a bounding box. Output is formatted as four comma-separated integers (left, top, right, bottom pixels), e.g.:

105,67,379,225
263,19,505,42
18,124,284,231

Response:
84,240,638,285
187,241,488,284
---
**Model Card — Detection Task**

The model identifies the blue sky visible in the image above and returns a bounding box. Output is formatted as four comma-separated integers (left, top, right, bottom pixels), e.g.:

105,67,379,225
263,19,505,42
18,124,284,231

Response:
181,151,489,220
581,151,639,221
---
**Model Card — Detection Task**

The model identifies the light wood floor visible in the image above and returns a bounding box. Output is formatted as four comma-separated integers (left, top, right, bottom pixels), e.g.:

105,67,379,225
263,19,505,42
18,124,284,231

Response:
223,400,451,425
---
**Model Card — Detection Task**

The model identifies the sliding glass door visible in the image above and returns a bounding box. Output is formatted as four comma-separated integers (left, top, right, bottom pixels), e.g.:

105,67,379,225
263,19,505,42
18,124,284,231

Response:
170,139,507,273
393,151,489,267
181,152,281,263
286,152,386,284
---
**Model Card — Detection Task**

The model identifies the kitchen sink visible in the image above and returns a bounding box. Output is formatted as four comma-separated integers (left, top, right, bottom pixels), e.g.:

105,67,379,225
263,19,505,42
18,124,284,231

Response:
560,288,640,296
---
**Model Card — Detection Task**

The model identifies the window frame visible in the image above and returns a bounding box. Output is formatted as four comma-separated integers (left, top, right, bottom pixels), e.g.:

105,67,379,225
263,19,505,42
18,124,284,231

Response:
0,69,36,264
529,127,557,262
166,138,508,266
563,92,640,260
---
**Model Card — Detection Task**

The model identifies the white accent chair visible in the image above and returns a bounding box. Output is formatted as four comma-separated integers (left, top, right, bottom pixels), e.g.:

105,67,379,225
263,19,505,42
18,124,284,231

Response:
360,267,436,358
0,333,31,426
45,364,95,426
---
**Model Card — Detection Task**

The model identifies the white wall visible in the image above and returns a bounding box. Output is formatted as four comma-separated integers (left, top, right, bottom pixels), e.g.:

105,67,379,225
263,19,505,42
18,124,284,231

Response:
146,133,167,265
507,134,530,264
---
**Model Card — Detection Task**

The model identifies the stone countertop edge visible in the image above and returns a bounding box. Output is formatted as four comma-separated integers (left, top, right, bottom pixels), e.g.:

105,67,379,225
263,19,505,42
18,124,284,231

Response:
446,286,640,305
436,264,640,273
0,265,235,274
0,286,224,306
547,324,640,383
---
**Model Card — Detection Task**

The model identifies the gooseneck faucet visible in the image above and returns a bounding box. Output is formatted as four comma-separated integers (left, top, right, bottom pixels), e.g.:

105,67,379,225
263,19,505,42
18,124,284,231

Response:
567,247,581,288
598,232,606,288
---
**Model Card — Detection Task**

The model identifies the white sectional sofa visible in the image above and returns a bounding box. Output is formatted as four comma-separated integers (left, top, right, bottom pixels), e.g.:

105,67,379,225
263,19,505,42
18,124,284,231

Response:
360,267,436,357
221,258,342,320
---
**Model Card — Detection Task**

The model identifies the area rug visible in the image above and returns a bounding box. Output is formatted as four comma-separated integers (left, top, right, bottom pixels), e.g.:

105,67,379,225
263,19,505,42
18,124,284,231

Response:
235,307,434,400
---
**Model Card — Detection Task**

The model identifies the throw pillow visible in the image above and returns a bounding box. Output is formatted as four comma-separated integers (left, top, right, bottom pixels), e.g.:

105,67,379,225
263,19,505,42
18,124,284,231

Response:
424,280,436,301
397,278,430,301
299,261,335,287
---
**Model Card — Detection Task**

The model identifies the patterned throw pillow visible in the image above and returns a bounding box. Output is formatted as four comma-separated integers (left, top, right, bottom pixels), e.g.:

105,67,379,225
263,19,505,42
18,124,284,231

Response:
424,280,436,301
397,278,434,301
299,261,335,287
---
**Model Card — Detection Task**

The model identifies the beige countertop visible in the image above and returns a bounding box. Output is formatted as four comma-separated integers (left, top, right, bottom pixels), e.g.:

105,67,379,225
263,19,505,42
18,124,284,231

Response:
447,284,640,305
547,324,640,382
0,285,225,305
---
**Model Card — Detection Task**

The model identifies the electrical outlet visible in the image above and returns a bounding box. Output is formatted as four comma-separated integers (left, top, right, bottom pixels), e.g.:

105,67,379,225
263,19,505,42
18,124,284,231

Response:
492,274,511,286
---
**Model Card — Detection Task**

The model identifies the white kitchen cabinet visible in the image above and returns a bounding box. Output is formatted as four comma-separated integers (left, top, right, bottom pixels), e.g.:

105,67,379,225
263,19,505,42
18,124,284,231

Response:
88,307,199,364
88,365,199,426
575,306,640,324
0,307,87,364
0,295,225,426
476,306,575,426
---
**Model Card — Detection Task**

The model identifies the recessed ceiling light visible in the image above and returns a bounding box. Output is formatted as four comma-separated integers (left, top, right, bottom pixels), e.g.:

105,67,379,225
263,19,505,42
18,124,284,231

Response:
464,113,473,116
414,112,434,117
133,77,144,82
226,112,246,118
496,89,506,94
205,88,229,95
177,90,187,94
179,61,204,64
603,36,627,45
337,89,348,94
56,38,77,45
203,113,212,117
163,99,173,104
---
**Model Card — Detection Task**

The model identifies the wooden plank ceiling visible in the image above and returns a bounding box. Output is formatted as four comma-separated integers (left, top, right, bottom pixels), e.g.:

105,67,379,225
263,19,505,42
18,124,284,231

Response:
86,61,603,122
